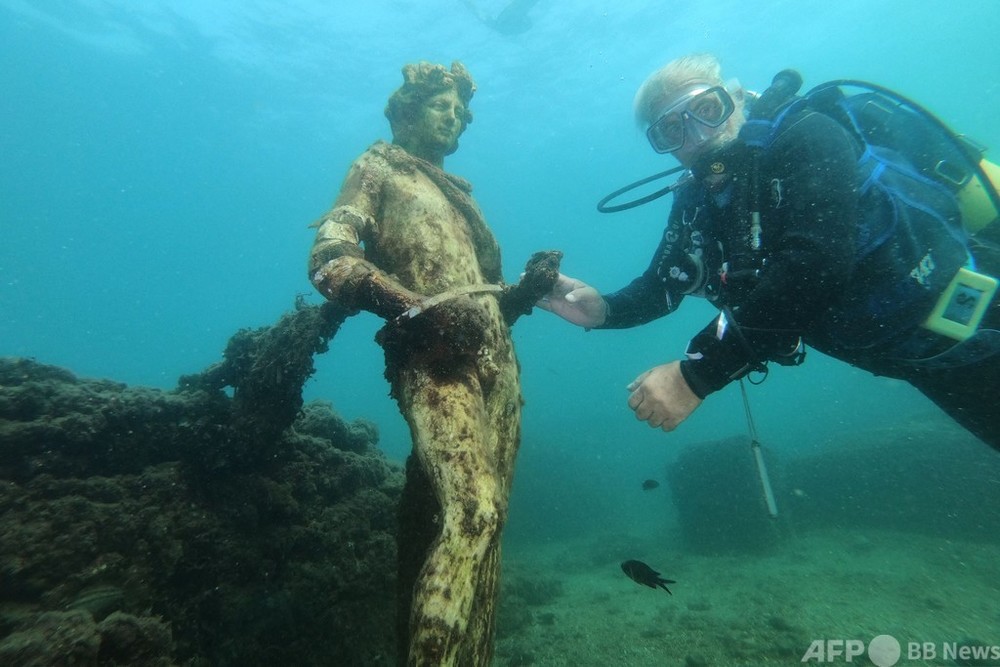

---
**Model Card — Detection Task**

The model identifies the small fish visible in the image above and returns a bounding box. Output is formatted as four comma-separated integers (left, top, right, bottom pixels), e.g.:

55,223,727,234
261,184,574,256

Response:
641,479,660,491
621,560,675,595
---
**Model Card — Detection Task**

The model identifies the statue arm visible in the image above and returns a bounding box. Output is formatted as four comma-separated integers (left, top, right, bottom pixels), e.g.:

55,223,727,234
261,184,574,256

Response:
308,157,422,320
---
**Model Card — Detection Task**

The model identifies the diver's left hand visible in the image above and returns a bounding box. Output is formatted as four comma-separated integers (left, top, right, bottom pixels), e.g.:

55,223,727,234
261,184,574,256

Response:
626,361,702,431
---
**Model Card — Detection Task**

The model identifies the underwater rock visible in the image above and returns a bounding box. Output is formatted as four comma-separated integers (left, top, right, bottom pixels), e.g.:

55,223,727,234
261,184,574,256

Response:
0,302,404,666
783,420,1000,539
96,611,174,667
177,301,352,471
667,420,999,553
0,609,175,667
65,585,126,621
295,399,379,454
667,435,784,554
0,610,102,666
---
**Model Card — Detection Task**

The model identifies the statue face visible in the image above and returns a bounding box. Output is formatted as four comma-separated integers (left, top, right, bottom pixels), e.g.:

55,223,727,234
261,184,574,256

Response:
397,88,467,163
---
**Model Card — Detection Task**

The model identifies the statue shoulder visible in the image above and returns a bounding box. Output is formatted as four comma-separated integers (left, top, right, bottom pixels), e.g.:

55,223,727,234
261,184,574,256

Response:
350,141,392,172
366,141,417,170
336,141,404,196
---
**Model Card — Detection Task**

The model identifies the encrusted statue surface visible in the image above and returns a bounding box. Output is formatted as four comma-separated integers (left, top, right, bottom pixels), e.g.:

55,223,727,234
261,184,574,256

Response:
309,60,559,666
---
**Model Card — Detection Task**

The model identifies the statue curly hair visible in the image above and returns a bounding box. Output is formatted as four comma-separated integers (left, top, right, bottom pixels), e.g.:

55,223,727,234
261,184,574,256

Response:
385,61,476,137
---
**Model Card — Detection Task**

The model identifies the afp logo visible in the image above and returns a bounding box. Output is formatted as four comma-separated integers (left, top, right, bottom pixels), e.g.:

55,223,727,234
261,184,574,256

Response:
801,635,901,667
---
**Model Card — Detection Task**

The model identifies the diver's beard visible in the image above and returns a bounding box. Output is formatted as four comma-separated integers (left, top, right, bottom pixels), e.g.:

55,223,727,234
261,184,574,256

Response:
689,133,749,183
701,125,739,153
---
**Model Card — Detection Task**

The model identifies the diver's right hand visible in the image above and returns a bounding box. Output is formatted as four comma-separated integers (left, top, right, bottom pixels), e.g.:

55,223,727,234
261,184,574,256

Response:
534,273,608,328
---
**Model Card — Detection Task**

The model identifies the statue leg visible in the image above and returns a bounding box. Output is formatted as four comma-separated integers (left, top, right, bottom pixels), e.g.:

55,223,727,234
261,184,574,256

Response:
396,455,439,664
397,368,505,667
465,347,521,651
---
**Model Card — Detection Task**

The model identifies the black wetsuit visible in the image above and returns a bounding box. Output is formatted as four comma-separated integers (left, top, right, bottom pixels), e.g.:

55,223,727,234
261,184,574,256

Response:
599,109,1000,451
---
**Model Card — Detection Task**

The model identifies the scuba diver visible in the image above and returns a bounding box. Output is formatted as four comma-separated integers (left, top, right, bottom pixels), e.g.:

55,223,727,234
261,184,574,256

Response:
537,53,1000,451
461,0,539,35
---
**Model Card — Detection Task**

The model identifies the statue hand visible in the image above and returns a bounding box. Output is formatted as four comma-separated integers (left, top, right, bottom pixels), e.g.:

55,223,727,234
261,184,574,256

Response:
312,256,421,320
501,250,563,325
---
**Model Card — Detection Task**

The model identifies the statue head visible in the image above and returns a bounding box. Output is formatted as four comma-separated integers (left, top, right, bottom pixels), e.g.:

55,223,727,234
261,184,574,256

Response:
385,61,476,164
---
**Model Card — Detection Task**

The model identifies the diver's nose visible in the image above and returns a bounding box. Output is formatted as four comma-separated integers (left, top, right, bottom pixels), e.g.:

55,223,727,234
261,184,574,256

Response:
684,114,712,147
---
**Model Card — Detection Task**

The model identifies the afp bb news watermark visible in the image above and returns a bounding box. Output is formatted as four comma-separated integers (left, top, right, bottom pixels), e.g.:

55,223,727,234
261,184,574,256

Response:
801,635,1000,666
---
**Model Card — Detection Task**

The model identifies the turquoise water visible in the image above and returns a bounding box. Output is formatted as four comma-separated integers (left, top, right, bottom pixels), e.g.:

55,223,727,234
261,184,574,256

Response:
6,0,998,454
2,2,999,662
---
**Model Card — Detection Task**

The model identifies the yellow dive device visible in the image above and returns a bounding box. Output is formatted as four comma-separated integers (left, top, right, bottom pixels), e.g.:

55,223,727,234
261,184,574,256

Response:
924,267,999,341
957,158,1000,234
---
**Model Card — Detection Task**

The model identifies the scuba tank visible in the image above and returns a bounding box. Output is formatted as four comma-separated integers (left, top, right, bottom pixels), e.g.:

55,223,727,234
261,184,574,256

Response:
958,156,1000,237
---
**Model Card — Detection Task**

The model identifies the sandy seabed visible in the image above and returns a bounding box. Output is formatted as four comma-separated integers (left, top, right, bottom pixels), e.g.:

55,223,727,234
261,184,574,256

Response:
495,528,1000,667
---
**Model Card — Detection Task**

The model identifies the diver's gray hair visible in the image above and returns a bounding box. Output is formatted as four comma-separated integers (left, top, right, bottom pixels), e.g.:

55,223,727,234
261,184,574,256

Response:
633,53,725,127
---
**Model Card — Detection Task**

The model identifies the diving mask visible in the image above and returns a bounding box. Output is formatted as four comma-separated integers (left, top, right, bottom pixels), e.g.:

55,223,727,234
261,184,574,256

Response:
646,85,736,154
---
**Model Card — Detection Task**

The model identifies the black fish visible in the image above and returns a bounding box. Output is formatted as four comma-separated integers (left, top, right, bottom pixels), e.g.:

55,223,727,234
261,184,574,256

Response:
621,560,675,595
641,479,660,491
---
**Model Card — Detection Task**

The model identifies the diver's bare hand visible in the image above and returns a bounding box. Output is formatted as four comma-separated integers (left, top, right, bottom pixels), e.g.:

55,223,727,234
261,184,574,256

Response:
534,273,608,328
626,361,702,431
